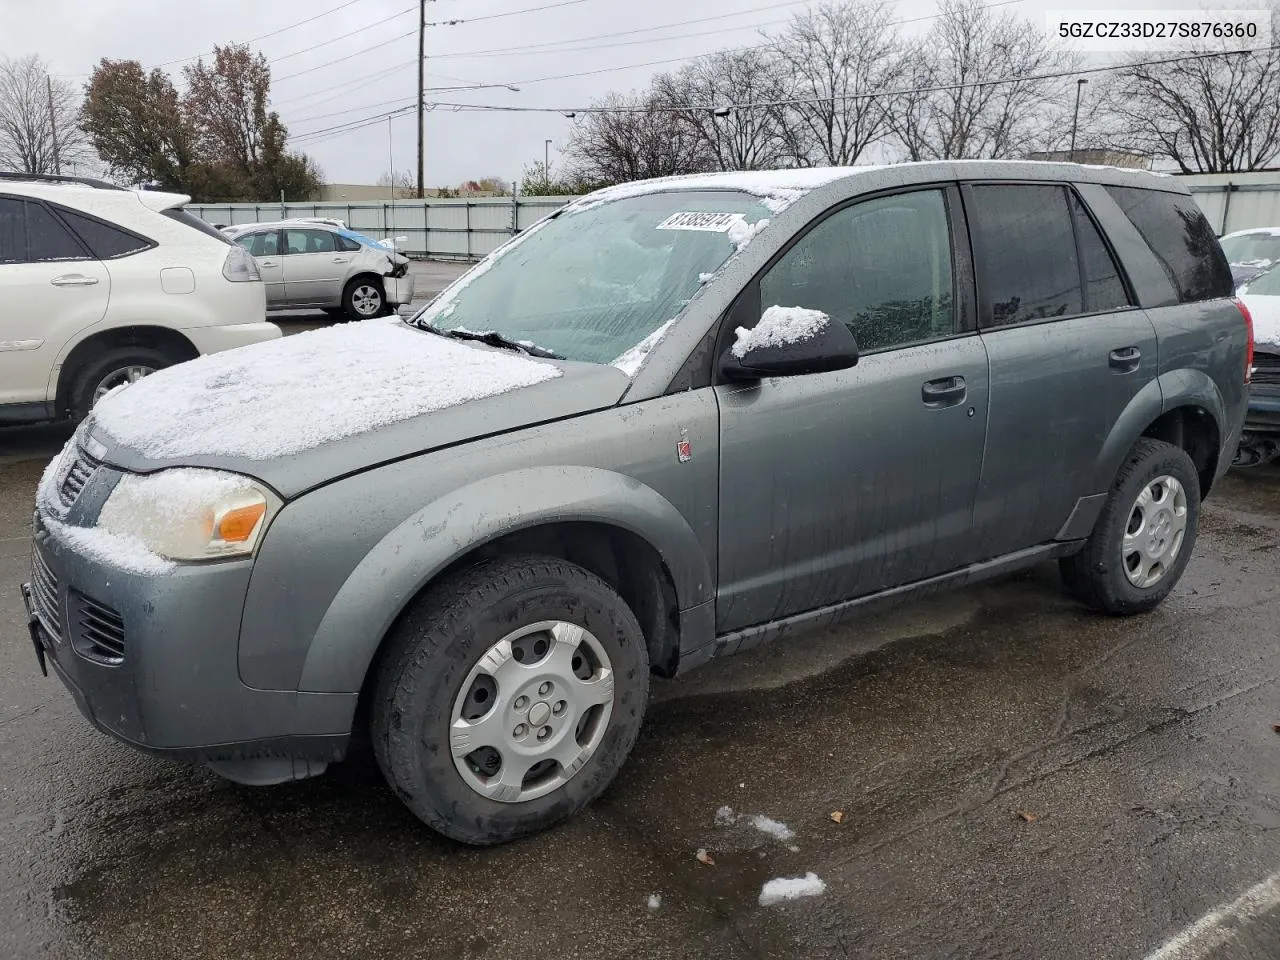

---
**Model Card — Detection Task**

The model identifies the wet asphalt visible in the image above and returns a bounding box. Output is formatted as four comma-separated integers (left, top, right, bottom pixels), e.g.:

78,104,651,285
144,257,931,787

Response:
2,299,1280,957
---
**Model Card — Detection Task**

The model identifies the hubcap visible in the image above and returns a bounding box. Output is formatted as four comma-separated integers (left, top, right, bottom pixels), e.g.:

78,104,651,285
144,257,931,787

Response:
92,364,156,404
1122,474,1189,589
351,285,382,316
449,621,615,803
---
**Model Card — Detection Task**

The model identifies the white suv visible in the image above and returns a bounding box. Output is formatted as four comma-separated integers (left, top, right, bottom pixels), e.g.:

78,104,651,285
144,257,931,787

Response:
0,174,280,424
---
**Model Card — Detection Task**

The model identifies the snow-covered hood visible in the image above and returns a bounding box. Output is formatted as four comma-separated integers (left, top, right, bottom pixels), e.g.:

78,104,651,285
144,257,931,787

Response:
85,320,631,498
1239,291,1280,354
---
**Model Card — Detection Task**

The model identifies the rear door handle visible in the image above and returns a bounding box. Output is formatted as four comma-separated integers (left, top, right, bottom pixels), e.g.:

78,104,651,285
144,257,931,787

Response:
1109,346,1142,373
50,274,99,287
259,260,277,268
922,375,967,408
332,257,350,264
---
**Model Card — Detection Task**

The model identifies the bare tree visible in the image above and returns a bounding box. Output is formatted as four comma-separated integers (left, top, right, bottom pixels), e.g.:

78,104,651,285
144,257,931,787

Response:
771,1,904,166
565,91,713,186
887,0,1075,161
1099,16,1280,172
654,48,793,171
377,169,416,198
0,55,88,174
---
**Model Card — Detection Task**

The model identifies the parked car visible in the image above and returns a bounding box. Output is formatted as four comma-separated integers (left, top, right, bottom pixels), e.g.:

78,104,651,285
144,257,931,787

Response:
1220,227,1280,286
225,221,413,319
1233,264,1280,466
0,173,278,425
24,161,1249,845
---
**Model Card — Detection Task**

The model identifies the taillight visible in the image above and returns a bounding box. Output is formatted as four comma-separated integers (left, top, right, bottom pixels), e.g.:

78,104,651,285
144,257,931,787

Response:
222,246,261,283
1234,297,1254,383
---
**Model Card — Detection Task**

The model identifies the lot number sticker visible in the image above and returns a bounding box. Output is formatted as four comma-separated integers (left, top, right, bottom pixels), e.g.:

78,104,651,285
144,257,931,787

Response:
657,212,746,232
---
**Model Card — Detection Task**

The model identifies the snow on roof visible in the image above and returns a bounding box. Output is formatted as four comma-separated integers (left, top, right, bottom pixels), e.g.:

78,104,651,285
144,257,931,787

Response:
91,321,562,461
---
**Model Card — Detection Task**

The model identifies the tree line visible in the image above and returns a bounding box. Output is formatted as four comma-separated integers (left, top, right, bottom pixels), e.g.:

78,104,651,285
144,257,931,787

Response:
0,44,321,202
542,0,1280,191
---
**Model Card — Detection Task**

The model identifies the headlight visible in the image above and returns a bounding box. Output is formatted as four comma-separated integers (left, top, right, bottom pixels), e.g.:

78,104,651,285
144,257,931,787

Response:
97,468,279,561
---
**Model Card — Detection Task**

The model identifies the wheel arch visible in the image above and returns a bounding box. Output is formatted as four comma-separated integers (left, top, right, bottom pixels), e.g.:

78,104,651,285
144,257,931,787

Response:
54,325,199,416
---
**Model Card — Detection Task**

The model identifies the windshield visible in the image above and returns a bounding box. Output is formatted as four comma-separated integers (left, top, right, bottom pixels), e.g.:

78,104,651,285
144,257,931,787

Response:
410,190,774,365
1221,232,1280,264
1244,264,1280,296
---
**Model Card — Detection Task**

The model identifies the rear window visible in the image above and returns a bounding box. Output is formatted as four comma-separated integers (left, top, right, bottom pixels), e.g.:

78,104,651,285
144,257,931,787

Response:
163,208,231,244
1104,186,1232,302
54,206,153,259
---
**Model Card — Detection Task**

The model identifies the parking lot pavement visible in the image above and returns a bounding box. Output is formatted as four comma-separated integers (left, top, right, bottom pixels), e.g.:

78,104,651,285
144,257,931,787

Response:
272,259,469,335
2,424,1279,959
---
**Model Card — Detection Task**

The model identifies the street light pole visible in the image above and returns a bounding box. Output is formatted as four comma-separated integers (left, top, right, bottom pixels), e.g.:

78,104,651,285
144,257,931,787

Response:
1069,78,1088,163
544,139,552,190
417,0,426,199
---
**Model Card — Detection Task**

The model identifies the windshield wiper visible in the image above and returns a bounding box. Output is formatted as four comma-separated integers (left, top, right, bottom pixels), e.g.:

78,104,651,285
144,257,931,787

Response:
403,317,565,360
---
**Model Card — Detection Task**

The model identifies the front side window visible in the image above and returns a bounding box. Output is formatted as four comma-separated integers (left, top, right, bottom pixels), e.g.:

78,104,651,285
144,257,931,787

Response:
25,202,87,262
969,184,1082,327
757,189,955,352
285,229,335,255
412,190,776,364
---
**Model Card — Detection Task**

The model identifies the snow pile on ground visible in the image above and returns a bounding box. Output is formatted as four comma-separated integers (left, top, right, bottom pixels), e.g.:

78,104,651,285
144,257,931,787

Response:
91,321,561,460
758,873,826,907
647,894,661,910
732,306,830,359
43,515,174,575
612,318,676,377
727,217,769,252
747,815,796,842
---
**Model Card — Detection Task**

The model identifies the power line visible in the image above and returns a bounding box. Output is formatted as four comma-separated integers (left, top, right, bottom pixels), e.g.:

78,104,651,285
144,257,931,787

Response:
268,5,417,64
275,30,418,81
426,0,592,26
155,0,372,69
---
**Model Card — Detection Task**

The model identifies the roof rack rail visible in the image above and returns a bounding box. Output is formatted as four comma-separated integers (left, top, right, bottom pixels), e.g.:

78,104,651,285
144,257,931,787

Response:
0,172,125,190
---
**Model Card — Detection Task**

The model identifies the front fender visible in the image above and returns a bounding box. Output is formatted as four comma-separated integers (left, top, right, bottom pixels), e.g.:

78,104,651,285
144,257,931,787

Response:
296,466,713,694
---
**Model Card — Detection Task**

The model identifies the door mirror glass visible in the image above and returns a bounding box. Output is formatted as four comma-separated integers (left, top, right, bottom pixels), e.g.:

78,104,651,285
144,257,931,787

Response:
719,306,859,380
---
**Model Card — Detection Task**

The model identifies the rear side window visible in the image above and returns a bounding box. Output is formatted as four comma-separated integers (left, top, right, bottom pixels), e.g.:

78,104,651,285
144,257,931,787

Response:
0,197,22,263
54,207,152,259
25,203,88,262
1069,192,1131,313
1104,186,1232,302
969,184,1081,326
238,231,279,257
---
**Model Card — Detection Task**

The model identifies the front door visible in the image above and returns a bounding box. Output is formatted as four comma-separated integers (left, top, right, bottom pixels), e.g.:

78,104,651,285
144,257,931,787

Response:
963,182,1160,558
716,186,990,633
282,228,345,306
0,196,109,407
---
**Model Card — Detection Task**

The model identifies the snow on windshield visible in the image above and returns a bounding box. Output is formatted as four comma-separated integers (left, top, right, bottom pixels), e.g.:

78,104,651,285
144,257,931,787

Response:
91,321,562,460
732,306,830,358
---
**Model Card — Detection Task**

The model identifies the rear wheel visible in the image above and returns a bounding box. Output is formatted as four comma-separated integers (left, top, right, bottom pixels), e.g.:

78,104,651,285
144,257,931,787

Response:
1060,438,1200,615
371,556,649,845
68,345,178,421
342,277,384,320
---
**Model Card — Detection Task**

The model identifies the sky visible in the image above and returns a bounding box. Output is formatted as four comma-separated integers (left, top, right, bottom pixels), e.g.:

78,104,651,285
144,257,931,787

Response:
0,0,1215,188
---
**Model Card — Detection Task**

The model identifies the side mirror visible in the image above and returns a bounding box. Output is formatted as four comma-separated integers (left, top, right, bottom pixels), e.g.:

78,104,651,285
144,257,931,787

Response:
719,309,860,381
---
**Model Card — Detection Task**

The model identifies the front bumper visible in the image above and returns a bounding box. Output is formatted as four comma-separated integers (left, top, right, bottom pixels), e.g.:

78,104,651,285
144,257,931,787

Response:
384,273,415,306
22,508,354,781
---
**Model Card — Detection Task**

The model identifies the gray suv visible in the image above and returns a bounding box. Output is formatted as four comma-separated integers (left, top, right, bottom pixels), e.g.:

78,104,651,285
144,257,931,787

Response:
22,161,1250,845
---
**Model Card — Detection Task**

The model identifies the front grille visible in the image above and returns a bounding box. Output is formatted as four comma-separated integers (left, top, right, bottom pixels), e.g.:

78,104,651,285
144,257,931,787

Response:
58,451,98,509
1253,351,1280,386
71,591,126,663
29,551,60,640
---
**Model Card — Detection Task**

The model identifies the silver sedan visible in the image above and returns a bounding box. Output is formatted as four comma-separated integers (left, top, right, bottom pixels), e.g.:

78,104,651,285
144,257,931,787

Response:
226,221,415,319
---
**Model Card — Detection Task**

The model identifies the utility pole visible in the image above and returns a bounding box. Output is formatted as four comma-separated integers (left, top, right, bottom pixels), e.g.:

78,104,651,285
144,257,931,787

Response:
45,75,61,176
417,0,426,199
544,139,552,190
1069,78,1088,163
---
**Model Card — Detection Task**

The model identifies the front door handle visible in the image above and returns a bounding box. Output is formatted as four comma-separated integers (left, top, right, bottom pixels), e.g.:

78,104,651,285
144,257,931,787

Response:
922,375,967,408
50,274,99,287
1109,346,1142,373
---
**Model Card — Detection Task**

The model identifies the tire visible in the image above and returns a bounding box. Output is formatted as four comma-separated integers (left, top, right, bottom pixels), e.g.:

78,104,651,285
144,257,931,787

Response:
68,344,178,421
342,277,385,320
371,556,650,845
1060,438,1201,615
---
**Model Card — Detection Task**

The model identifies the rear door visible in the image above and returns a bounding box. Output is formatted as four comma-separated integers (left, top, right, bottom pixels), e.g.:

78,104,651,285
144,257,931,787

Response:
716,185,991,632
0,196,109,407
236,230,285,304
281,228,344,306
964,181,1158,558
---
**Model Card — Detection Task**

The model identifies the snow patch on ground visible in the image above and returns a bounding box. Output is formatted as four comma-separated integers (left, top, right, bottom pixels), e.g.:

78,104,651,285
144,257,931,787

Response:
714,805,737,826
91,321,561,460
727,217,769,252
647,894,661,911
747,815,796,842
612,318,676,377
759,873,826,907
43,516,174,576
732,306,830,358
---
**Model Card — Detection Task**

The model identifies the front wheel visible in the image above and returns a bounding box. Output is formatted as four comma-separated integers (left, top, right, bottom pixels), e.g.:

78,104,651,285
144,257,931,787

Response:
371,556,650,845
1060,438,1200,615
342,277,385,320
68,345,177,421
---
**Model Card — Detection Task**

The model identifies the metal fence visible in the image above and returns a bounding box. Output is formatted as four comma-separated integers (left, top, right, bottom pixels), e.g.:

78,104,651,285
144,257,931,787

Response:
1180,173,1280,236
186,196,577,260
